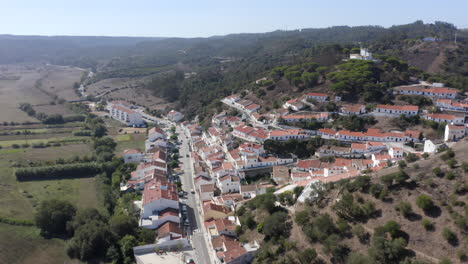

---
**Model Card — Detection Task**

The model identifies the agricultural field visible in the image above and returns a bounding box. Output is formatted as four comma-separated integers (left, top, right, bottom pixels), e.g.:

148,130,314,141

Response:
0,223,81,264
39,65,85,101
0,65,84,123
0,121,96,264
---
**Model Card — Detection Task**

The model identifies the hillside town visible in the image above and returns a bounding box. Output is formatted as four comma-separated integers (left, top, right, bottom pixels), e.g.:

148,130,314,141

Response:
115,79,468,264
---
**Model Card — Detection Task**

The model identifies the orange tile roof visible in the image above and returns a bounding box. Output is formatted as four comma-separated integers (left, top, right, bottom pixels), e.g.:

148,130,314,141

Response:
124,148,141,155
143,178,178,205
377,104,419,111
425,113,457,120
157,221,183,239
307,92,328,97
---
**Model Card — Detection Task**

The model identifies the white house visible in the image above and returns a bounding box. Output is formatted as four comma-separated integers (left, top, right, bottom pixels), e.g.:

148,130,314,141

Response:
199,184,215,201
423,113,465,125
240,184,266,199
341,104,366,115
217,175,241,194
389,147,404,159
283,98,305,111
444,124,466,142
396,86,459,99
167,110,184,122
148,126,167,142
374,105,419,116
107,101,144,127
282,112,329,123
350,48,374,60
123,149,144,163
141,179,179,219
423,139,439,153
436,99,468,113
269,129,310,141
305,93,328,102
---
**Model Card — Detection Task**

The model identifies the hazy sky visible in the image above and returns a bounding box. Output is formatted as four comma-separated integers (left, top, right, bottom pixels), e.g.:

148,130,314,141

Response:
1,0,467,37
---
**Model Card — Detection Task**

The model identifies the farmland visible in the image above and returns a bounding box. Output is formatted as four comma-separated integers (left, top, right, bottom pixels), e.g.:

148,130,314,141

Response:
0,64,86,123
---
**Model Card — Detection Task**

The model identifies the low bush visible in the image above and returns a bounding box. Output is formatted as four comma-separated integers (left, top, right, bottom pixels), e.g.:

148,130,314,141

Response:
0,216,34,226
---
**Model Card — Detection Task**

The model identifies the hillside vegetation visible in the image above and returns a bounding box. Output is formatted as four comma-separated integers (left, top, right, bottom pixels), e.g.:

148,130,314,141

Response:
242,141,468,264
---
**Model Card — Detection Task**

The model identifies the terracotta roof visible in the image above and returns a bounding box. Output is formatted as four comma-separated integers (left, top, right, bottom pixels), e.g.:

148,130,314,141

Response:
318,128,338,135
200,184,215,193
297,159,321,169
203,203,231,215
351,143,367,150
212,235,236,249
124,148,141,155
376,104,419,111
240,184,257,192
447,124,465,130
425,88,458,94
246,104,260,110
250,129,269,139
283,112,328,120
234,124,255,135
307,92,328,97
157,221,183,239
152,151,166,161
112,104,136,114
270,129,306,137
148,127,165,136
143,178,178,205
404,130,421,138
425,113,457,120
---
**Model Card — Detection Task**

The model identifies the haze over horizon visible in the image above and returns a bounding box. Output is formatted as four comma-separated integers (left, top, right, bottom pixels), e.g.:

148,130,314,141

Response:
2,0,467,38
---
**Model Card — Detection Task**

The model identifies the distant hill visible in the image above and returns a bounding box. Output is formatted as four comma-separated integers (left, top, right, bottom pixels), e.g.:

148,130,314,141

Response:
1,21,466,122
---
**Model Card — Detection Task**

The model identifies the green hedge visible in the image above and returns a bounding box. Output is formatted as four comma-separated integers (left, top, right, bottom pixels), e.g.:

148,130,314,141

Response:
0,216,34,226
15,163,102,181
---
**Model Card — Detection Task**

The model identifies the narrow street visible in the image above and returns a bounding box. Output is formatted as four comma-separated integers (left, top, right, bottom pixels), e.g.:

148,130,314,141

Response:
176,125,214,264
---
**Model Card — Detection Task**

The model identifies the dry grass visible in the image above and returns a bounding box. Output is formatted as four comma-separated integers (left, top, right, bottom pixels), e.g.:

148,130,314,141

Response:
39,65,85,101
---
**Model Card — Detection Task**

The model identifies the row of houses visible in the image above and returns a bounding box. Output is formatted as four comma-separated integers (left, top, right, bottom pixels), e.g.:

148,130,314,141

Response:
395,85,460,99
120,126,190,250
182,122,262,264
436,99,468,113
317,128,421,142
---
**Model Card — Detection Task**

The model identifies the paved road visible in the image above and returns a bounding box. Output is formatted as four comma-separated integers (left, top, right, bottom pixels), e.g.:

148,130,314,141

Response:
176,126,214,264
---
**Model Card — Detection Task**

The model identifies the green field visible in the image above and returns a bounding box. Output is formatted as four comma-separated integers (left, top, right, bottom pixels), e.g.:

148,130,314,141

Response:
115,133,146,153
0,115,135,264
0,136,89,148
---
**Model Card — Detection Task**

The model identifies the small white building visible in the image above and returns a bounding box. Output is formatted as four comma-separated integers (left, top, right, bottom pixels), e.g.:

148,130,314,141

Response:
148,126,167,142
199,184,215,201
389,147,404,159
350,48,374,60
444,124,466,142
423,113,465,125
167,110,184,122
283,98,305,111
269,129,310,141
374,105,419,116
123,149,144,163
217,175,241,194
305,93,328,102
